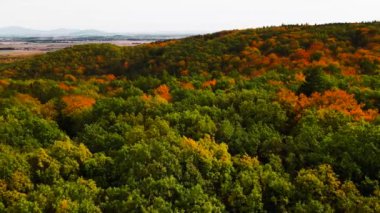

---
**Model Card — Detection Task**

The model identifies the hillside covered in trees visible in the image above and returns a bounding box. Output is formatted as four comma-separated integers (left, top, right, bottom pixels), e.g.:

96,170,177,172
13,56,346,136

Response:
0,22,380,212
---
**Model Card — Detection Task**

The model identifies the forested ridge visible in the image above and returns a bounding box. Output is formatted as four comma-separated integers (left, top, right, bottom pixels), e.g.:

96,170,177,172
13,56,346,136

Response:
0,22,379,212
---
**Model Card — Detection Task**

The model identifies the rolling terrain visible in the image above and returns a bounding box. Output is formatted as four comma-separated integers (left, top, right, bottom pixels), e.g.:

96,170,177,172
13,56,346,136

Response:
0,26,192,59
0,22,379,212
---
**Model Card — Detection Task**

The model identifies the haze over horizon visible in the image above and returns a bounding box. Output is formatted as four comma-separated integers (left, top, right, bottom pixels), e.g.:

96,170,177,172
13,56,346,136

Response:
2,0,379,34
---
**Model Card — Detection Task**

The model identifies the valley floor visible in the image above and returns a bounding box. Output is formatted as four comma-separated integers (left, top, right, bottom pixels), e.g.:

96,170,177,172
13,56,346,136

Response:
0,40,151,57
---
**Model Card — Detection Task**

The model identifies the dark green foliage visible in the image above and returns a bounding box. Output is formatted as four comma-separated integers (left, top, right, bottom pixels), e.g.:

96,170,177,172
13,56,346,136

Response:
299,67,334,95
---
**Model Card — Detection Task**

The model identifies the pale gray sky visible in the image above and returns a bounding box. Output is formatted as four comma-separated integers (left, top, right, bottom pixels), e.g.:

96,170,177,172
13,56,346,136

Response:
1,0,379,33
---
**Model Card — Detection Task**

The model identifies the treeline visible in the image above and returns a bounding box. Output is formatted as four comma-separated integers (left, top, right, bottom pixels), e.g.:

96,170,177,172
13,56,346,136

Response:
0,22,379,212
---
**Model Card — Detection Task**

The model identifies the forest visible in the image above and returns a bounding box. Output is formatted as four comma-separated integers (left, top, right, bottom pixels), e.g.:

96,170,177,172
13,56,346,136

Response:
0,22,379,212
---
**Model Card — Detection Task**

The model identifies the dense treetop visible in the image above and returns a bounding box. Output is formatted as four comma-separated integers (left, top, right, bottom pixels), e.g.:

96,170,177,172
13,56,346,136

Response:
0,22,379,212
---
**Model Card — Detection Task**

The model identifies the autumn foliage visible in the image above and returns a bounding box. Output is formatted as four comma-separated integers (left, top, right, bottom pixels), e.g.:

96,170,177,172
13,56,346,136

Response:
1,23,380,212
62,95,96,115
58,82,76,91
180,82,195,90
278,88,378,121
0,79,9,87
202,79,217,88
154,84,172,101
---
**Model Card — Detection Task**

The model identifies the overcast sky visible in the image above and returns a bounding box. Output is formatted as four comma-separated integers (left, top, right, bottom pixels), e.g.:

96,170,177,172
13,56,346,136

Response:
1,0,379,33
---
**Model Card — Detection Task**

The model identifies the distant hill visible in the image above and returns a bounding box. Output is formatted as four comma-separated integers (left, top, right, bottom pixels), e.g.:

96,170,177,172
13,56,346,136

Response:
4,21,380,78
0,26,114,37
0,26,194,42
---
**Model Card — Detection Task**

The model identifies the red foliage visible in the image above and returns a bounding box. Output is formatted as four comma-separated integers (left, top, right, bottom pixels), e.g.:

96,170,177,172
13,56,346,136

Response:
104,74,116,81
154,84,172,101
58,83,75,91
202,79,217,88
277,88,299,109
278,89,378,121
62,95,96,115
295,73,306,82
293,49,310,60
308,42,324,52
341,67,357,76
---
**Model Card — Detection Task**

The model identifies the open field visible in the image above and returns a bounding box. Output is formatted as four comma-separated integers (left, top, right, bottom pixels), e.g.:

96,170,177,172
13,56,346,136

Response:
0,40,151,57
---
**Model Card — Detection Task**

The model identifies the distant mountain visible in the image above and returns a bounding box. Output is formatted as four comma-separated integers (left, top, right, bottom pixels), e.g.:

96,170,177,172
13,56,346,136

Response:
0,26,113,37
68,29,113,37
0,26,43,36
0,26,195,41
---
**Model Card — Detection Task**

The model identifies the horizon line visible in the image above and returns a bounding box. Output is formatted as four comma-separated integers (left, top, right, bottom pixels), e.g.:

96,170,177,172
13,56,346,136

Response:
0,20,379,35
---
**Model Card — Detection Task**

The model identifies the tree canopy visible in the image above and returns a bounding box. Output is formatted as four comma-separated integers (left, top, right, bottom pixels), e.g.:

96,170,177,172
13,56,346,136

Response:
0,22,380,212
